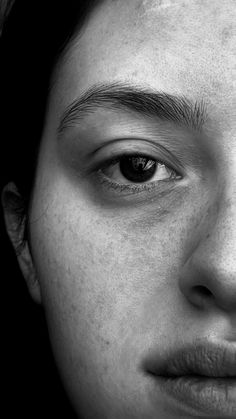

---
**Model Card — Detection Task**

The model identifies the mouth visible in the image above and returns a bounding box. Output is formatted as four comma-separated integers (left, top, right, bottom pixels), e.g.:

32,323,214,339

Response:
143,339,236,417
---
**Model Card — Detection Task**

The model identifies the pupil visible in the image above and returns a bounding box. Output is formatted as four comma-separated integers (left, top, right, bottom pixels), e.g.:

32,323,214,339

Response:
119,156,156,183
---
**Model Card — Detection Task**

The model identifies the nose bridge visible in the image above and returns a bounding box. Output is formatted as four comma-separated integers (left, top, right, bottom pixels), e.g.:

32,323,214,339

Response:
204,118,236,254
181,182,236,313
197,180,236,276
207,176,236,253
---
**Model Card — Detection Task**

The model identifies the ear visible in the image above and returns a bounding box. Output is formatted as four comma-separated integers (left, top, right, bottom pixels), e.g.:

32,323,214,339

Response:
1,182,41,304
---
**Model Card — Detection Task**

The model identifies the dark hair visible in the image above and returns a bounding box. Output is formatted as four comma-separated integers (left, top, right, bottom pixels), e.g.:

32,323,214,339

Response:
0,0,103,211
0,3,104,417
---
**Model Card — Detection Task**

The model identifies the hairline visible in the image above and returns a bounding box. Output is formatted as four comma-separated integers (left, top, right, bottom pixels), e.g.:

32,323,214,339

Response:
49,0,106,96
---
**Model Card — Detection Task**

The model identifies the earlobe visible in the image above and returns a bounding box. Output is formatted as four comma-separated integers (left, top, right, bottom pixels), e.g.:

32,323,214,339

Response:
1,182,41,304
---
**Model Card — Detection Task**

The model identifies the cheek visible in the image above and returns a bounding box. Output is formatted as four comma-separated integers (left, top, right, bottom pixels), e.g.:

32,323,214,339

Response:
28,173,211,414
29,178,203,344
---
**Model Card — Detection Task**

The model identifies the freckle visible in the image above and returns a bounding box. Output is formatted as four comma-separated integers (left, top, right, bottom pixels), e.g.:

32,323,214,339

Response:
71,303,77,313
100,337,110,350
131,69,138,77
221,24,234,46
135,0,143,11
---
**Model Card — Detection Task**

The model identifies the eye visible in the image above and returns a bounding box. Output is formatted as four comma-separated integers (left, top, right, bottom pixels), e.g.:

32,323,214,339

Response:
100,154,181,185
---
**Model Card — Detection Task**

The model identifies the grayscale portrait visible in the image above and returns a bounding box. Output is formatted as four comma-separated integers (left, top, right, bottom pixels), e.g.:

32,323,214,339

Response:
1,1,236,418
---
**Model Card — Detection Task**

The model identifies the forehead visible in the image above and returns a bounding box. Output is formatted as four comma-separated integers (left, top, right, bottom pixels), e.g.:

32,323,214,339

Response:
54,0,236,124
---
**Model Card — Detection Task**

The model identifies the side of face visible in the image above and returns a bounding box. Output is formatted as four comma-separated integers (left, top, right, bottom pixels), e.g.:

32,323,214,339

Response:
3,1,236,418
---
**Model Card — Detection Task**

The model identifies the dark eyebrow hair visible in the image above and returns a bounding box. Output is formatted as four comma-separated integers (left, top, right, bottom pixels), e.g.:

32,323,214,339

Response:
57,81,208,135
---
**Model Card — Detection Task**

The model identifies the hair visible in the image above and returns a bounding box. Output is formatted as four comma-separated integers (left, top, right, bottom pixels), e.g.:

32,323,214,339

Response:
0,3,105,417
0,0,104,224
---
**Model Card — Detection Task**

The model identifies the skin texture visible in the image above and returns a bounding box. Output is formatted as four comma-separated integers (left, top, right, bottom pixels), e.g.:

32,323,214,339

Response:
3,0,236,418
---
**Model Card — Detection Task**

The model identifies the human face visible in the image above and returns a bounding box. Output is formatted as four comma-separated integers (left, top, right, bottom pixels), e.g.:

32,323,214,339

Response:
27,0,236,418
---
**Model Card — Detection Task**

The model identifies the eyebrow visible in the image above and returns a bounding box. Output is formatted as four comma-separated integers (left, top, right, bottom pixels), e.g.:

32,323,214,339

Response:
57,81,208,135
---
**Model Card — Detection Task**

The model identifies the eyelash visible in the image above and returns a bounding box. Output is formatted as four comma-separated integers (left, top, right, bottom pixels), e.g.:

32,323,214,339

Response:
95,154,183,194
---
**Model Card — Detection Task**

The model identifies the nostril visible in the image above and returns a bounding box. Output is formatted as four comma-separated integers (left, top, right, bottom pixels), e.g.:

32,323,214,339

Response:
194,285,212,298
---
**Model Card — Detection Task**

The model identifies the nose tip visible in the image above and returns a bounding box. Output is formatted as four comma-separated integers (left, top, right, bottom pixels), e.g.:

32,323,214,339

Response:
180,264,236,313
179,191,236,314
215,283,236,312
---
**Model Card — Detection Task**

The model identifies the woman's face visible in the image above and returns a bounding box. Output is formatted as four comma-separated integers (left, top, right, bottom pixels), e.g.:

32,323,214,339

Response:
19,0,236,417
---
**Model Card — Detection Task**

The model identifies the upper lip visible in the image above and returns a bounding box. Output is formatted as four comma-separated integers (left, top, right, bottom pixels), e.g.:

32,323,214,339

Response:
144,339,236,378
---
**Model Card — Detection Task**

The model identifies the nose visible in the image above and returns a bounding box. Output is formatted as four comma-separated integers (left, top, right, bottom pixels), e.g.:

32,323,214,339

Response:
179,189,236,315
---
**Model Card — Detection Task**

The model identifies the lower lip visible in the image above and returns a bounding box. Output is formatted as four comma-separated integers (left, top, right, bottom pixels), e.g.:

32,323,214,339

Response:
156,375,236,417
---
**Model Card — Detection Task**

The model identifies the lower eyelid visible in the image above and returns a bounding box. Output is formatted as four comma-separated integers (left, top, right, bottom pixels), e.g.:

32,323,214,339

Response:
96,168,180,194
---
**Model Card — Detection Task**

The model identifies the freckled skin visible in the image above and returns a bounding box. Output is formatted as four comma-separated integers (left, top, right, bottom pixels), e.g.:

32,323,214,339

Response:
25,0,236,418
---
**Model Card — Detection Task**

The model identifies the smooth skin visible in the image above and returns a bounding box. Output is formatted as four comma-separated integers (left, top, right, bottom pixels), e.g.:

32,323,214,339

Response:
3,0,236,418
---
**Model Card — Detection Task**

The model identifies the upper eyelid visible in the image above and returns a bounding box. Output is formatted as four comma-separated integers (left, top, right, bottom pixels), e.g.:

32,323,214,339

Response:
91,137,180,158
98,153,158,167
91,149,184,178
90,138,185,170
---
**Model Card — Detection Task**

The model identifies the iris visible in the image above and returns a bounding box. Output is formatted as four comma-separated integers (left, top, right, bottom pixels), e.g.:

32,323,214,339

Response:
119,156,156,183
